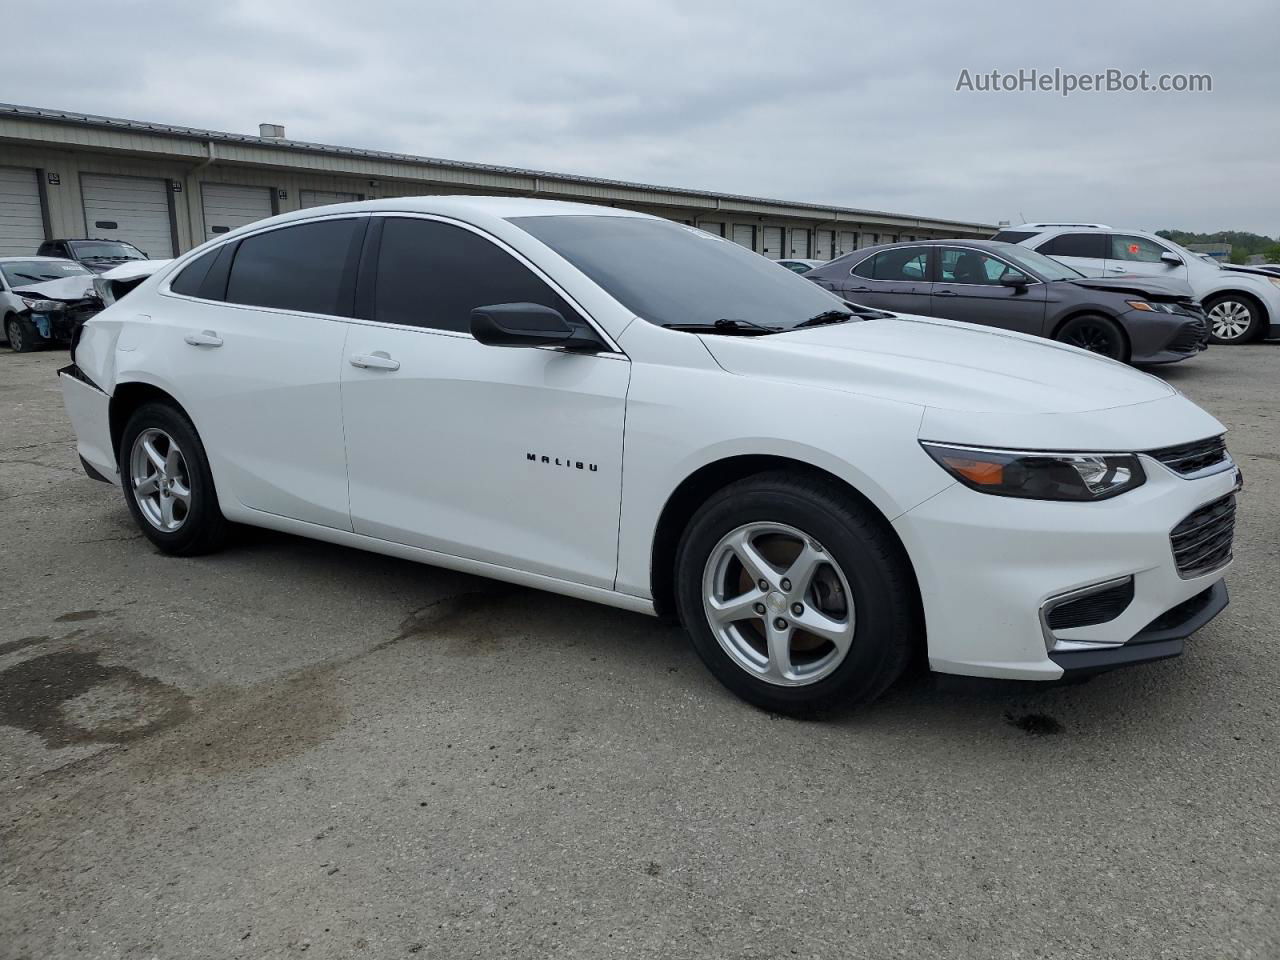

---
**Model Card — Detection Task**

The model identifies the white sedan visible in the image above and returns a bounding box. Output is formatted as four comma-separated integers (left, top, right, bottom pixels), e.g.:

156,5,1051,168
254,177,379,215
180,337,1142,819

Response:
60,197,1239,714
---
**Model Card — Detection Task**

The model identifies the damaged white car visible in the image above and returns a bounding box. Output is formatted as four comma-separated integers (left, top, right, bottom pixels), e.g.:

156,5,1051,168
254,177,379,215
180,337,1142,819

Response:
1,257,98,352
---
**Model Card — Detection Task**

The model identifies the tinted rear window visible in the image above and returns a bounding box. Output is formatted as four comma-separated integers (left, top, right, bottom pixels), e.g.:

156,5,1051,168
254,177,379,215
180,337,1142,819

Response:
1036,232,1107,259
225,219,361,316
169,248,220,297
990,230,1036,243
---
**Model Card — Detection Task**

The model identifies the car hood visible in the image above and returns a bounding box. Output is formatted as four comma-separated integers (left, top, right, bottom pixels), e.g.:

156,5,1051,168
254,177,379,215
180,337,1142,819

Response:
12,275,96,302
98,259,170,282
1062,275,1195,300
702,313,1174,415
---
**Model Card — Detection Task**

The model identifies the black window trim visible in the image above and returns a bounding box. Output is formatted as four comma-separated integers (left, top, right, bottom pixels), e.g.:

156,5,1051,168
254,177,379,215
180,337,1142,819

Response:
159,213,367,321
348,211,623,355
934,244,1043,287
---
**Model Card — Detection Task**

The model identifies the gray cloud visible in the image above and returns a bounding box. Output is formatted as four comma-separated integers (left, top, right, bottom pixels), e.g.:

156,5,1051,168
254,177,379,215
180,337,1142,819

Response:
6,0,1276,233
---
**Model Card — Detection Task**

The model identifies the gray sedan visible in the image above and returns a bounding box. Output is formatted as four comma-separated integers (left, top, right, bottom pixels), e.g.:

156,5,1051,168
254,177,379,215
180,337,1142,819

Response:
804,239,1208,364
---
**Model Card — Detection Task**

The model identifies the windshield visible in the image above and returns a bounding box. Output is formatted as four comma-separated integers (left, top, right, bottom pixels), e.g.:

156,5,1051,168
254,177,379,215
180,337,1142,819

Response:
1,260,93,286
69,240,146,260
509,215,848,330
998,245,1083,281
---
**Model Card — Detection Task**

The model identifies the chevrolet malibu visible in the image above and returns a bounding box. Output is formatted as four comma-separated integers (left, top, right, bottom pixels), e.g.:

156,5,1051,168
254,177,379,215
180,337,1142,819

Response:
60,198,1239,714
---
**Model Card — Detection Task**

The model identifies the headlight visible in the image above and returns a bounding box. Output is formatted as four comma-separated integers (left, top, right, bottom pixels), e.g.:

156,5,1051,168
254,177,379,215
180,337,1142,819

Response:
1125,300,1173,313
20,297,62,312
921,443,1146,501
1268,277,1280,290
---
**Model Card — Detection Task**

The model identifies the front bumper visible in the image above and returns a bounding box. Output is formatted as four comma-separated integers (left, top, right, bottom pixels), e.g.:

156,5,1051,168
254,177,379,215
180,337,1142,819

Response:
893,453,1238,681
1124,308,1208,364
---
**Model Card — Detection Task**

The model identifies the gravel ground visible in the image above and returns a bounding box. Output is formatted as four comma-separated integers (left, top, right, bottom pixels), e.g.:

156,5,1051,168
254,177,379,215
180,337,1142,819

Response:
1,345,1276,959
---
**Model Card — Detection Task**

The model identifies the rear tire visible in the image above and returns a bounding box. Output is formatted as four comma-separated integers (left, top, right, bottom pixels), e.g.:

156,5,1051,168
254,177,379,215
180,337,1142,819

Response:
1204,294,1264,344
6,315,40,353
1055,314,1129,362
674,471,918,716
119,401,228,556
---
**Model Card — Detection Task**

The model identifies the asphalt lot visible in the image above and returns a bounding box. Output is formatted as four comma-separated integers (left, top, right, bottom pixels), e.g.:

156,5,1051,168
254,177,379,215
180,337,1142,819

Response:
1,345,1277,960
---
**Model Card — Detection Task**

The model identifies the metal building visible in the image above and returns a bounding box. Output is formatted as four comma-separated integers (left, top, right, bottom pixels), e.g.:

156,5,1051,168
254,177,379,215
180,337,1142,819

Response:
0,103,993,260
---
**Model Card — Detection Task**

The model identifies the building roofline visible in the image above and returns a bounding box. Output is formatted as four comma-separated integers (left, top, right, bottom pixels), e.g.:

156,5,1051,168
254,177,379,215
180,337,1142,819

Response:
0,102,994,233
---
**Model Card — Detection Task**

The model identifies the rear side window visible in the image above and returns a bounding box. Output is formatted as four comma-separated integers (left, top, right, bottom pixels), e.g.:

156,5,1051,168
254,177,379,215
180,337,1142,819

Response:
856,248,930,281
225,219,362,316
1037,232,1107,259
991,230,1036,243
169,247,220,297
373,217,579,333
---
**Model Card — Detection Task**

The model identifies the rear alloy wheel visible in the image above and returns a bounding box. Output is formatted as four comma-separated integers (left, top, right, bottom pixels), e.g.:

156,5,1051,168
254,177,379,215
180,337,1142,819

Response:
1204,295,1262,344
1055,314,1128,361
675,471,917,715
120,402,228,556
6,315,40,353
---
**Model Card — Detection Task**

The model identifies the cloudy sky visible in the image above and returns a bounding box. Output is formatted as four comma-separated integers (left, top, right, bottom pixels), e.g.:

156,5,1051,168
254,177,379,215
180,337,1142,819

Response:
6,0,1277,234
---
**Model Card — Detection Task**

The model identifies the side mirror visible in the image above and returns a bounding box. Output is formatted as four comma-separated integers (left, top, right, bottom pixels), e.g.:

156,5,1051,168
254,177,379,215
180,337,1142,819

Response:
1160,251,1183,266
470,302,601,352
1000,270,1030,288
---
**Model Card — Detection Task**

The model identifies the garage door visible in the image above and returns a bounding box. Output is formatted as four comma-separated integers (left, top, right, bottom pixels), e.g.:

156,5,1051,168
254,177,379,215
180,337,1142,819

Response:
81,174,175,258
731,224,756,250
859,233,878,249
814,229,834,260
698,221,724,237
762,226,784,259
0,167,46,257
299,189,359,209
202,183,273,239
790,228,811,258
837,231,857,257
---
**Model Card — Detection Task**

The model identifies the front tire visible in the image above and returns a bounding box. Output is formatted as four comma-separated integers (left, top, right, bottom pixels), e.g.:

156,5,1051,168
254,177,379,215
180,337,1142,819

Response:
1204,294,1263,344
1055,314,1129,361
674,471,918,716
5,315,40,353
119,402,228,556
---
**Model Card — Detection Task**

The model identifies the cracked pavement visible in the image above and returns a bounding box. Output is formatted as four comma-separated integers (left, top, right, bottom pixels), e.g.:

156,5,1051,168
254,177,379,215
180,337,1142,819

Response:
1,347,1277,959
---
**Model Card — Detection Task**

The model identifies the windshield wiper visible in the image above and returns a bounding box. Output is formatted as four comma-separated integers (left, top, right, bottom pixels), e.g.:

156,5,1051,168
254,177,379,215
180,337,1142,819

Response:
794,310,856,328
661,318,782,335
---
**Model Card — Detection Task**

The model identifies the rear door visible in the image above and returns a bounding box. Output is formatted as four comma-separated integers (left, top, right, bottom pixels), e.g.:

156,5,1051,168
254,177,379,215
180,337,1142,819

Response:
830,246,933,314
339,215,629,587
1102,233,1190,281
159,216,363,529
931,246,1047,334
1033,231,1108,276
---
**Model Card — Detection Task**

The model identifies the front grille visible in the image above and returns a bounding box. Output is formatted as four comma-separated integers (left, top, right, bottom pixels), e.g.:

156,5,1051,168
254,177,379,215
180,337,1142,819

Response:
1147,435,1228,476
1170,494,1236,578
1046,578,1135,630
1168,318,1209,354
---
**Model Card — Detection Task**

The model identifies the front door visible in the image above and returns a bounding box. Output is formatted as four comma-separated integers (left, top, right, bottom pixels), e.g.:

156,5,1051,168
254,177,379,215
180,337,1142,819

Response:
340,215,629,587
930,246,1047,335
1102,233,1191,281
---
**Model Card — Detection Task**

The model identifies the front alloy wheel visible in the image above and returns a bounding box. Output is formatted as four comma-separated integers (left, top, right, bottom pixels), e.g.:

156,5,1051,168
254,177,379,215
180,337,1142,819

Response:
703,522,855,686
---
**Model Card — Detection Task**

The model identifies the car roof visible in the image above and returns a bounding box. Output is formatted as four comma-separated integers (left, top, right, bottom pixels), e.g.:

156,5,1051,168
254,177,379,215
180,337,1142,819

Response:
275,195,654,225
1010,222,1112,230
843,238,1019,255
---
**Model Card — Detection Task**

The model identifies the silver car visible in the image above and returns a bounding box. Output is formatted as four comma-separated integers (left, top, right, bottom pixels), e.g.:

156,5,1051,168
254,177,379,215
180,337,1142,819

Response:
1,257,96,352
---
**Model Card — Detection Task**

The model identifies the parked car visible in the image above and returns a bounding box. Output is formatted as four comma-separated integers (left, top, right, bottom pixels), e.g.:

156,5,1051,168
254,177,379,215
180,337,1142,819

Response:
777,258,826,274
1,257,98,352
998,226,1280,345
991,222,1113,244
62,198,1237,715
37,238,149,273
804,239,1207,364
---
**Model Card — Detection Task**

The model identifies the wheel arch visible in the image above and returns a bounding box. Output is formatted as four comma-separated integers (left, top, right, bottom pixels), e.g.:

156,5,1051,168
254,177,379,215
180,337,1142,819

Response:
648,454,924,641
109,381,197,463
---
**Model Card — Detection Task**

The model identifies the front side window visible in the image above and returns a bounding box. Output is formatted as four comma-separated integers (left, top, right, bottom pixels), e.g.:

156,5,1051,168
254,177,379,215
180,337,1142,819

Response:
510,215,846,331
374,217,579,333
224,219,361,316
999,246,1081,281
1037,232,1107,259
1110,234,1167,263
938,248,1012,285
1,259,92,286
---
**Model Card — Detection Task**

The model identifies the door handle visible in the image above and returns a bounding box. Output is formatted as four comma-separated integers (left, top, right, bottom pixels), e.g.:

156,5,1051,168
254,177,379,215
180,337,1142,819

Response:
349,351,400,371
184,330,223,347
934,289,957,296
847,285,871,293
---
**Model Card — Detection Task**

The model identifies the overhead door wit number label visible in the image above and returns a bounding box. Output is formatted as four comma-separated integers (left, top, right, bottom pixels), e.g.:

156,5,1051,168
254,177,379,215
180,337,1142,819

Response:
814,229,833,260
790,228,811,258
837,231,857,257
299,189,359,209
698,222,724,237
202,183,273,239
81,174,175,258
731,224,756,250
0,167,46,257
762,226,784,259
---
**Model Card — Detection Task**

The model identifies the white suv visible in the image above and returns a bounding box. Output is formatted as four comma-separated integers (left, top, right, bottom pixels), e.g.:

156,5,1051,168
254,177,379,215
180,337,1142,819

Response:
61,197,1238,714
994,225,1280,345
